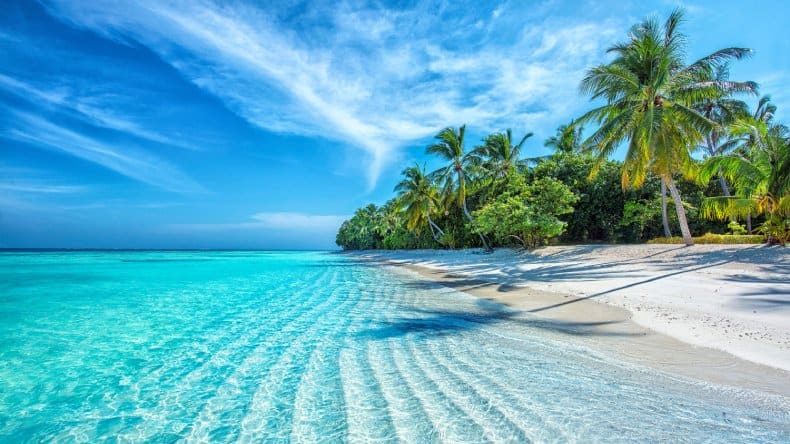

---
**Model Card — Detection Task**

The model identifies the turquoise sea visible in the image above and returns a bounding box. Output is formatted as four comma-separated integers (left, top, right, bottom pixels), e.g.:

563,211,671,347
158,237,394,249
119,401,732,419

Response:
0,251,788,442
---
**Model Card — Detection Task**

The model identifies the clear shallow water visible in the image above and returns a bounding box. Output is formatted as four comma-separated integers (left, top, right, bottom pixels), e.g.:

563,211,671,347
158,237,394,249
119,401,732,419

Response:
0,251,787,443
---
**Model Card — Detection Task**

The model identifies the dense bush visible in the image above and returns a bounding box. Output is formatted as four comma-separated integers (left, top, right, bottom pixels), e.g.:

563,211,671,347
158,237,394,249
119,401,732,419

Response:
530,153,624,242
472,174,577,248
335,151,775,250
648,234,765,244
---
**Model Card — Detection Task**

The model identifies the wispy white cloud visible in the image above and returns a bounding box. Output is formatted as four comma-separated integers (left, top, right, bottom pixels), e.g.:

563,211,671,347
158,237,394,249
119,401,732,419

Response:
2,111,203,193
166,212,348,233
0,183,86,193
0,73,198,151
251,212,348,231
41,0,622,186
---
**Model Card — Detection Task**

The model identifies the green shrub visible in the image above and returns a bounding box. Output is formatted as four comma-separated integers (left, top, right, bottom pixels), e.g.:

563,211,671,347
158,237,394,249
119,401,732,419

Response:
648,233,765,244
760,216,790,245
472,174,578,248
727,221,747,235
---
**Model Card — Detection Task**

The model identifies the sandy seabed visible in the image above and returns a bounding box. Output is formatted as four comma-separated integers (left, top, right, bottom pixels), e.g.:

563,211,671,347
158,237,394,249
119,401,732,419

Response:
351,244,790,397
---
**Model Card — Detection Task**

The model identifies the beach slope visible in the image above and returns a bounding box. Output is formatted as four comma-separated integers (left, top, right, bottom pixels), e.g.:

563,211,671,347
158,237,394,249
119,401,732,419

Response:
355,245,790,373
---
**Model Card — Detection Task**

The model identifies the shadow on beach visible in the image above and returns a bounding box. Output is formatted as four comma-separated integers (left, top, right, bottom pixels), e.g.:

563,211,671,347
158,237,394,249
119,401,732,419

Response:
356,298,639,341
382,245,788,315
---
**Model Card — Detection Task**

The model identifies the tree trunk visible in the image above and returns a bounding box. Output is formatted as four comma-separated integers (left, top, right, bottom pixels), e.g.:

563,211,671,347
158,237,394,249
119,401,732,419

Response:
459,171,491,251
462,197,491,250
746,213,752,234
426,218,437,240
661,179,672,238
666,178,694,246
506,234,528,248
426,214,445,244
718,175,731,197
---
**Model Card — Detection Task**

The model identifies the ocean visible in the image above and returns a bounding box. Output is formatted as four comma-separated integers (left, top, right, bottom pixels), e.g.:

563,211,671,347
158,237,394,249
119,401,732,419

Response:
0,250,787,442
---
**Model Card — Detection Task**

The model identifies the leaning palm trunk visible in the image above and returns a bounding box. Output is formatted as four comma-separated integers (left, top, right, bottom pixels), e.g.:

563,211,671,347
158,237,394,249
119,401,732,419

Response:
718,175,731,197
717,172,738,225
462,198,490,250
426,214,445,244
661,179,672,238
707,138,733,198
458,171,491,251
666,178,694,246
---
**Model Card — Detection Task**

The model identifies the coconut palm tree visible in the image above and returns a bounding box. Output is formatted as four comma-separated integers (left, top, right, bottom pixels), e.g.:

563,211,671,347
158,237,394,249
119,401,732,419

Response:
354,204,379,240
714,95,778,233
700,118,790,244
753,95,777,123
427,125,491,250
468,129,538,180
694,63,757,196
395,164,446,244
545,121,584,154
373,199,401,239
578,8,752,246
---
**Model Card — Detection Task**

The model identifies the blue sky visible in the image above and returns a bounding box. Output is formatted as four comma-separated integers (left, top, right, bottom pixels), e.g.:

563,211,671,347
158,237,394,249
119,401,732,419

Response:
1,0,788,249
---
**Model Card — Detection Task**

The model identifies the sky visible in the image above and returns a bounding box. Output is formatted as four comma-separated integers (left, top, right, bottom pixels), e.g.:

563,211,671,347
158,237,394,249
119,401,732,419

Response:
1,0,788,249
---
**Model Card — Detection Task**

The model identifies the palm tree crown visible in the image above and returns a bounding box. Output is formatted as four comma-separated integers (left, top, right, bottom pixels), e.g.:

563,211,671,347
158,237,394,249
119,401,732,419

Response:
427,125,470,205
468,129,535,180
545,122,584,154
701,119,790,220
394,164,446,243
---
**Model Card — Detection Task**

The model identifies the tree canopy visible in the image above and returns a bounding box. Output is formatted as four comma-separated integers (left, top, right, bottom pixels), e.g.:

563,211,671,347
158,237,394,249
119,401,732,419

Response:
337,9,789,250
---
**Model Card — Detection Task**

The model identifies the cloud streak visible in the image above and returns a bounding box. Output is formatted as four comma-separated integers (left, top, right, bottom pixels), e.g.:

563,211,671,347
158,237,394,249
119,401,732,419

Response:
167,212,348,233
41,0,621,186
0,182,86,193
2,111,203,193
0,73,198,151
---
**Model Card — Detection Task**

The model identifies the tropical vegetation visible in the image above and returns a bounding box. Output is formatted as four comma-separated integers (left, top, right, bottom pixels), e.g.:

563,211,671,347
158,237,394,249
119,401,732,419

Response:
336,9,789,250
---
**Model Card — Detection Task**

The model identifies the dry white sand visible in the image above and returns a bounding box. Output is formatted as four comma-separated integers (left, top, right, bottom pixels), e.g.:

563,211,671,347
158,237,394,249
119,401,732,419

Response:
354,245,790,375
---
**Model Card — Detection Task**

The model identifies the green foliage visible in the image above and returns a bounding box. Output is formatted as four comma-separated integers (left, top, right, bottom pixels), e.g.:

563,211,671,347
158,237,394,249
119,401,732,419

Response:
727,220,747,235
544,121,583,154
648,234,765,244
335,204,383,250
467,129,538,180
336,9,788,251
578,8,754,246
621,199,663,241
699,111,790,245
759,215,790,245
532,152,625,241
471,174,577,248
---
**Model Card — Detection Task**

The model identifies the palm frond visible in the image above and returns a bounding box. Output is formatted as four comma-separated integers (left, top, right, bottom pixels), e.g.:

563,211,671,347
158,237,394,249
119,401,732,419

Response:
700,196,756,220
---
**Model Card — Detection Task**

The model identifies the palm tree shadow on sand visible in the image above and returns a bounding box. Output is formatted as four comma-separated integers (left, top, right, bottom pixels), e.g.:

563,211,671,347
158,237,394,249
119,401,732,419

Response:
356,298,639,341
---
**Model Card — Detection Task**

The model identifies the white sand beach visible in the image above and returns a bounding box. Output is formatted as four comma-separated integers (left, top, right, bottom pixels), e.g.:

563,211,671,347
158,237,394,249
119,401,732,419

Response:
355,245,790,377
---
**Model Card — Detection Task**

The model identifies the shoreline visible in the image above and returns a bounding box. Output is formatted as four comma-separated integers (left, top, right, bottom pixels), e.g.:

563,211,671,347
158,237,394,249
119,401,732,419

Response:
348,245,790,397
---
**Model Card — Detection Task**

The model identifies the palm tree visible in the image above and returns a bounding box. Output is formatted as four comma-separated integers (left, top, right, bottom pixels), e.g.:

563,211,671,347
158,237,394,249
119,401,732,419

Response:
395,164,446,245
468,129,537,180
700,118,790,244
694,63,757,196
660,180,672,238
715,95,778,233
578,8,752,246
355,204,379,238
374,199,401,239
545,121,583,154
427,125,490,250
753,95,777,123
